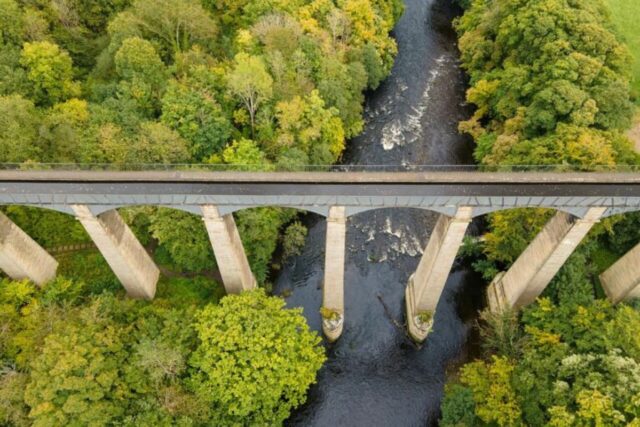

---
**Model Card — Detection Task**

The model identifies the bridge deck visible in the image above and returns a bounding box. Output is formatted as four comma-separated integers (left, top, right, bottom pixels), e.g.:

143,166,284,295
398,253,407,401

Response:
0,171,639,218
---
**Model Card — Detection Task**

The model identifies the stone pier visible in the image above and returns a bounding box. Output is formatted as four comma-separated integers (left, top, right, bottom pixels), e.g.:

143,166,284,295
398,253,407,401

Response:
488,207,606,311
600,242,640,303
201,205,256,294
72,205,159,300
406,207,473,342
322,206,347,342
0,211,58,285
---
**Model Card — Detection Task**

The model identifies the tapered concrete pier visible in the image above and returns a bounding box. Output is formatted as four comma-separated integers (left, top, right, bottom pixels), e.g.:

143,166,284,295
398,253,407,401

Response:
406,207,472,342
0,211,58,285
322,206,347,342
488,207,606,311
72,205,159,299
600,242,640,303
201,205,256,294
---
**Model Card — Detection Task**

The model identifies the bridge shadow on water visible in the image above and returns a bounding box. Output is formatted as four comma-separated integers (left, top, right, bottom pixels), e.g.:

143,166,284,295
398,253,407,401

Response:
273,0,485,424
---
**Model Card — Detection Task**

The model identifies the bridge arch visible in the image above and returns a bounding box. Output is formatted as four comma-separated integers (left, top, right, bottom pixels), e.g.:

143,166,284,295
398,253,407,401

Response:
345,205,458,218
16,203,640,221
469,205,604,219
216,205,330,218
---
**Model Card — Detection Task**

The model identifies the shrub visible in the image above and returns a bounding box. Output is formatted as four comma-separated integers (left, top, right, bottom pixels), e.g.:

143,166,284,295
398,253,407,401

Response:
282,221,308,259
478,308,524,359
440,384,478,426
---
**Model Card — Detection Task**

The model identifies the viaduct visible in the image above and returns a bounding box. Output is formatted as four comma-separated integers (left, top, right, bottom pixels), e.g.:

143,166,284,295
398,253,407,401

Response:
1,170,640,341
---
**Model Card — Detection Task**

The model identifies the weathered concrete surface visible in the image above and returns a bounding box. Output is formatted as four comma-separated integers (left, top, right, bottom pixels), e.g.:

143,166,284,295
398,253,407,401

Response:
201,205,256,294
600,241,640,303
0,211,58,285
488,207,606,311
1,171,640,220
72,205,159,299
405,207,472,342
322,206,347,342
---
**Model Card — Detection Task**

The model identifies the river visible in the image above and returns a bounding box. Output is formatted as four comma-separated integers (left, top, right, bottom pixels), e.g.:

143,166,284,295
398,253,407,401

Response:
274,0,484,425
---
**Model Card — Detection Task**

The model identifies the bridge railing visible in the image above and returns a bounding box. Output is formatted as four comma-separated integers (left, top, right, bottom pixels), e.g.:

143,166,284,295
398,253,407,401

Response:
1,163,640,173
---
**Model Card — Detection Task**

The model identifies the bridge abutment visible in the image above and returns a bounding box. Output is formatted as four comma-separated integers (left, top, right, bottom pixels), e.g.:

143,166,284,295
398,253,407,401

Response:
0,211,58,285
406,207,473,342
600,242,640,303
72,205,159,300
488,207,606,311
201,205,256,294
322,206,347,342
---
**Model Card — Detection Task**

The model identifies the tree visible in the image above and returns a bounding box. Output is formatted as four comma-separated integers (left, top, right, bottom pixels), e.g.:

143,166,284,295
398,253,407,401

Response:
0,368,29,427
128,122,190,163
483,208,553,266
222,138,271,170
282,221,308,259
444,299,640,426
161,78,232,160
19,41,80,106
114,36,168,116
148,208,215,272
456,0,635,146
275,90,345,164
38,98,90,162
69,0,132,33
440,384,479,427
0,94,41,162
0,44,28,98
23,296,132,426
235,207,292,282
317,57,367,137
0,0,23,46
189,289,325,425
227,53,273,137
92,121,190,165
460,356,522,426
4,205,89,248
108,0,217,61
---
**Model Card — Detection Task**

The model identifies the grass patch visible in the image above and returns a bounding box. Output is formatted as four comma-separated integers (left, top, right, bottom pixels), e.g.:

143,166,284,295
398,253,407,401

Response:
606,0,640,103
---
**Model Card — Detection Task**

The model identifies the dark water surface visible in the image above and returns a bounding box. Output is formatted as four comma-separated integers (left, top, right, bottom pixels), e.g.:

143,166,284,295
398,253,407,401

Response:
274,0,484,425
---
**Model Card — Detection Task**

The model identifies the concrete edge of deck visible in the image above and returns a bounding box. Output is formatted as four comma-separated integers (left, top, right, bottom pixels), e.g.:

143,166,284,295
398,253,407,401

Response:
0,170,639,184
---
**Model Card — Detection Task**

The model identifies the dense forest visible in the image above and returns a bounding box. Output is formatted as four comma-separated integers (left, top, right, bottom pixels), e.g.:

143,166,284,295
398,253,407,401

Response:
0,0,403,425
2,0,640,425
0,0,403,281
442,0,640,424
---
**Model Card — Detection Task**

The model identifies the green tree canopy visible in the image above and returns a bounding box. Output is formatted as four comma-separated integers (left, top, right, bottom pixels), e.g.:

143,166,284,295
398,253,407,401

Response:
227,53,273,137
0,94,41,162
456,0,636,163
442,300,640,426
108,0,217,62
114,36,168,116
189,289,326,425
19,41,80,106
161,78,232,159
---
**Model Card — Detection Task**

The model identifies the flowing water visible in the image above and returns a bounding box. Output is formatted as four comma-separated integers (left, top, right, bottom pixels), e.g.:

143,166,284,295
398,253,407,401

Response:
274,0,485,425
